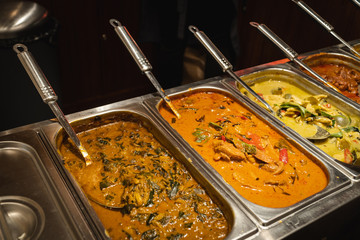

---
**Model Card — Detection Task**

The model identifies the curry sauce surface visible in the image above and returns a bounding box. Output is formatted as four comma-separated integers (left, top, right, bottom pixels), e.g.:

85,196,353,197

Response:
244,80,360,165
159,91,328,208
308,63,360,103
59,120,228,239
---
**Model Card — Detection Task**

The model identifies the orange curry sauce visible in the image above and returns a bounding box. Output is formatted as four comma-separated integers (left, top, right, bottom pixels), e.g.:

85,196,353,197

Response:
59,120,228,239
159,91,328,208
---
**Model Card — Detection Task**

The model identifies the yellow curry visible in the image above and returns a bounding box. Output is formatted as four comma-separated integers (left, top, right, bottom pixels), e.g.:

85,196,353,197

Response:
159,91,328,208
242,80,360,165
59,119,228,239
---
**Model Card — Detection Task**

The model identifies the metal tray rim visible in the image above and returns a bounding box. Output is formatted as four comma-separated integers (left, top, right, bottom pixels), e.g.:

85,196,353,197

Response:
142,81,351,226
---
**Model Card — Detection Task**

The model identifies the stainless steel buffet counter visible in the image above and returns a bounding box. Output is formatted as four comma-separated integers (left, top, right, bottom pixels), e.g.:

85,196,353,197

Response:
1,41,360,239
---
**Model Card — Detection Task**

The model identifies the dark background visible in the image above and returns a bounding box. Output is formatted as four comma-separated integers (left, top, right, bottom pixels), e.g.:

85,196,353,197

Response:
1,1,360,238
1,0,360,130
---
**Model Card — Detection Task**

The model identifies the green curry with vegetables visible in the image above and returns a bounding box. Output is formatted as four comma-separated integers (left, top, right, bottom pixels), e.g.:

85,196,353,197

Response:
243,80,360,164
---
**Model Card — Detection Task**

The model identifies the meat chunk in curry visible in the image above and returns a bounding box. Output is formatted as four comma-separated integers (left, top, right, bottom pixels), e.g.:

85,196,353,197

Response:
159,91,328,208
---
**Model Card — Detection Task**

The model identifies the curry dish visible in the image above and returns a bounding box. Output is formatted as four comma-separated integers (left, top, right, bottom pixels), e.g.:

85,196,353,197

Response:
159,91,328,208
59,118,228,239
306,63,360,103
242,80,360,165
355,44,360,54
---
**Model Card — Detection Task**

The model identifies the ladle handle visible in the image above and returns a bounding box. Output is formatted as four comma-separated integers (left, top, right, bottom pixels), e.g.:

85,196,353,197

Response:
250,22,341,93
249,22,298,61
109,19,152,73
110,18,181,119
13,43,92,166
188,26,232,72
292,0,360,58
188,25,275,115
292,0,333,31
109,18,164,98
13,44,58,104
353,0,360,7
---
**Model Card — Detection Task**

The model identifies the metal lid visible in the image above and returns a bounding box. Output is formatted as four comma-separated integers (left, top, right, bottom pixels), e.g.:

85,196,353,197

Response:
0,1,48,39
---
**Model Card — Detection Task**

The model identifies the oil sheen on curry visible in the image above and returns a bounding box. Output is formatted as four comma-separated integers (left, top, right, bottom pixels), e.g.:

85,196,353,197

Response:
59,119,228,239
242,80,360,165
305,62,360,103
159,91,328,208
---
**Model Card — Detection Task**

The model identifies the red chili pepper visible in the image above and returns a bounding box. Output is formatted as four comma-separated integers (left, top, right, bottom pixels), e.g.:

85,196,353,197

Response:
324,103,331,108
240,115,247,120
236,133,264,150
221,135,226,142
279,148,288,164
344,148,353,164
237,135,252,144
247,133,264,150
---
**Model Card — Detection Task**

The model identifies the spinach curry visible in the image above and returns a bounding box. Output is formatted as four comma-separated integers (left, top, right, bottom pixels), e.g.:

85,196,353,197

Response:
59,119,228,239
159,91,328,208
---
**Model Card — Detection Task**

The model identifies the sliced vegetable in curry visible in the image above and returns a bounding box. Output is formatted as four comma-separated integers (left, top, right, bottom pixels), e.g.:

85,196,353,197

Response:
159,91,328,208
242,80,360,165
59,119,228,240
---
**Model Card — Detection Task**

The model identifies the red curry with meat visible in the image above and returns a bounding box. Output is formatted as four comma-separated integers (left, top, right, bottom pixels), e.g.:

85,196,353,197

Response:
307,63,360,103
159,91,328,208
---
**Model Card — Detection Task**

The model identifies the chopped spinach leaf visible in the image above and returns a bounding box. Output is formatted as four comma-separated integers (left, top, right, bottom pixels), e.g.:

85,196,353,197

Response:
141,229,159,240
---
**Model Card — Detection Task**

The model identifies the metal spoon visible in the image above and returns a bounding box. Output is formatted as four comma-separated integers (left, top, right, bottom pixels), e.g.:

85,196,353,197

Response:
109,19,181,119
250,22,342,94
292,0,360,58
353,0,360,7
13,44,92,166
188,25,275,115
86,194,122,209
306,125,331,141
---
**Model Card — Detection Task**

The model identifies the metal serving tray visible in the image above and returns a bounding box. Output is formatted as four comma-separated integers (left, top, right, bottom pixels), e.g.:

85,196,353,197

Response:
0,130,95,239
354,43,360,54
301,51,360,77
143,80,351,229
41,100,257,240
337,39,360,61
225,64,360,180
298,49,360,109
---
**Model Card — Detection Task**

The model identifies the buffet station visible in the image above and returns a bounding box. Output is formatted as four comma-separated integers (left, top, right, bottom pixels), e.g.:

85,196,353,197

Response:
2,4,360,239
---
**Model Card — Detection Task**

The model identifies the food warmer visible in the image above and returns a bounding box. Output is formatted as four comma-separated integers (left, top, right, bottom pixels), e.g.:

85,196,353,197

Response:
1,41,360,240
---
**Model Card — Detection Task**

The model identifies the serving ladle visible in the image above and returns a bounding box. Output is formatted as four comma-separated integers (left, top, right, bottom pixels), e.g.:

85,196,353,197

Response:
250,22,342,94
13,44,92,166
292,0,360,58
188,26,275,115
353,0,360,7
109,19,181,119
86,191,123,210
306,125,331,141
